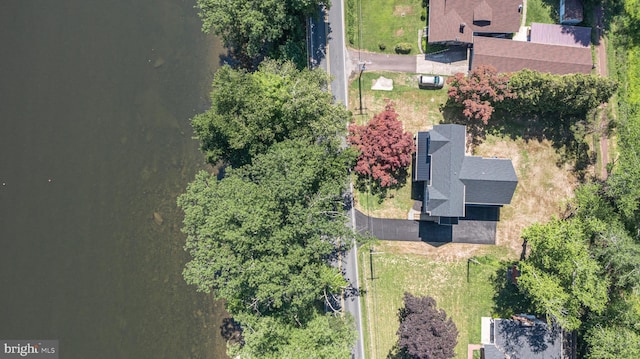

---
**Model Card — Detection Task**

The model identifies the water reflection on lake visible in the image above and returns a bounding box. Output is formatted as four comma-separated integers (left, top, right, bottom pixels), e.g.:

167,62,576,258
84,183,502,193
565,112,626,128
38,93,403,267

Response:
0,1,228,358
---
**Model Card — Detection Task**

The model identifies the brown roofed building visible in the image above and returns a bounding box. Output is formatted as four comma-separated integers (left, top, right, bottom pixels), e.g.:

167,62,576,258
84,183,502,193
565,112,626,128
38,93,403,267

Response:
530,22,591,48
427,0,522,44
472,36,592,74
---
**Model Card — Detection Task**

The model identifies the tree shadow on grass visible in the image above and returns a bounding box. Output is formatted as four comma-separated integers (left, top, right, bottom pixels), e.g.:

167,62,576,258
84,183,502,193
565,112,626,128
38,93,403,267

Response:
354,167,410,204
491,263,534,318
441,102,595,180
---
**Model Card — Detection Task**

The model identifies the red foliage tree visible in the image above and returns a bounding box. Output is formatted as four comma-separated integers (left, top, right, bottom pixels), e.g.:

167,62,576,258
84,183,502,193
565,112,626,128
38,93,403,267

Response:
348,103,414,188
446,65,515,124
397,293,458,359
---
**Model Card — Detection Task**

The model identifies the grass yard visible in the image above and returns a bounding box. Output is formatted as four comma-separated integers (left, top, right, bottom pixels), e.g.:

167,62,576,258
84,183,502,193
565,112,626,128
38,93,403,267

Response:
348,71,447,134
347,0,425,54
347,73,578,250
525,0,558,25
475,135,577,256
359,242,507,359
348,71,448,219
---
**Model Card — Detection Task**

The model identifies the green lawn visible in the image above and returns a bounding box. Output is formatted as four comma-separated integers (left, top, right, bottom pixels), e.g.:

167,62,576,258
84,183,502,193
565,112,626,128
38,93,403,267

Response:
348,71,447,134
358,246,507,359
348,71,448,219
347,0,425,54
525,0,558,25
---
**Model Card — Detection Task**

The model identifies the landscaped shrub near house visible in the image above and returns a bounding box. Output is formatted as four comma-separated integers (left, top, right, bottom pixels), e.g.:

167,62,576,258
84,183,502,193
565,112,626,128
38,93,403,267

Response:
394,42,412,54
379,42,387,51
421,9,427,21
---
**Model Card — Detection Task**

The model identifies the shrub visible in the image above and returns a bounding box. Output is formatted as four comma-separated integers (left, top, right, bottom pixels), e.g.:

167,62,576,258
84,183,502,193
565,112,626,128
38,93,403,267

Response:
378,42,387,51
421,9,427,21
394,42,413,54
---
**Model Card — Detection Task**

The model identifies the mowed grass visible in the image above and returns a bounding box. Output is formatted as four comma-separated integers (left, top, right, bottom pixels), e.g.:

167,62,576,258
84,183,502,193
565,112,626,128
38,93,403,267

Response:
348,71,447,136
348,71,447,218
526,0,558,25
359,242,505,359
351,0,424,54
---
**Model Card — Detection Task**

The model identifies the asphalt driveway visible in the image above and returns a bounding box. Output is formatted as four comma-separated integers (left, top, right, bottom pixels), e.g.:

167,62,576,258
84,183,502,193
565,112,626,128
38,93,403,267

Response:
355,209,496,244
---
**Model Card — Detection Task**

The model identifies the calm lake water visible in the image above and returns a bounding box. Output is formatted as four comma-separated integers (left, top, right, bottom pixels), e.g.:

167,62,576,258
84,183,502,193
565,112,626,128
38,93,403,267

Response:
0,1,229,358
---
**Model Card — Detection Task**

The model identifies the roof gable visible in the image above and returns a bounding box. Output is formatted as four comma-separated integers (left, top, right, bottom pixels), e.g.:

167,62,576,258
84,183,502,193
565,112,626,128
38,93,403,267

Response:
460,156,518,204
428,0,521,43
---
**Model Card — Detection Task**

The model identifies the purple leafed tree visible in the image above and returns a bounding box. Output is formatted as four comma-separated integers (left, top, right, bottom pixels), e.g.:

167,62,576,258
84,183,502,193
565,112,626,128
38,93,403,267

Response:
397,293,458,359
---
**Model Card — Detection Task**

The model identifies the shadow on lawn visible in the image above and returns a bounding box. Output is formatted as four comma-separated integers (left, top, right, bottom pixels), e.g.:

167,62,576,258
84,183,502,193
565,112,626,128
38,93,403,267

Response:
440,103,596,181
354,168,410,204
491,263,534,318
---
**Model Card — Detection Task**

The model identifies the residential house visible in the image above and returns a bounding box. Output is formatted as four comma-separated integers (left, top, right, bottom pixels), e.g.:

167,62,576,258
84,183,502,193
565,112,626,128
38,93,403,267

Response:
472,23,593,74
480,316,565,359
427,0,522,45
426,0,592,74
413,124,517,225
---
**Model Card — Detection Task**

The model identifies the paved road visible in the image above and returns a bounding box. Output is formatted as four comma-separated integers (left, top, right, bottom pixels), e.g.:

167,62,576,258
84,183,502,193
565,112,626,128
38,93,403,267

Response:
348,48,469,76
310,3,349,105
311,3,364,358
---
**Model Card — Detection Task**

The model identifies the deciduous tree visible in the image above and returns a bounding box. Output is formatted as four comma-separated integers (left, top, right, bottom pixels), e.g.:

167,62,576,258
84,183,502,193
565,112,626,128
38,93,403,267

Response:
195,0,328,67
191,60,349,167
229,312,356,359
396,293,458,359
178,140,354,321
518,219,609,330
348,103,414,188
446,65,515,124
507,70,617,117
585,325,640,359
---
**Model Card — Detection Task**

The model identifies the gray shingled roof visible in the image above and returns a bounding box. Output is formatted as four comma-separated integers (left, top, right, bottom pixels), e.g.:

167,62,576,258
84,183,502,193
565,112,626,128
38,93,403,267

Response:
460,156,518,205
492,319,563,359
415,125,518,218
423,125,466,217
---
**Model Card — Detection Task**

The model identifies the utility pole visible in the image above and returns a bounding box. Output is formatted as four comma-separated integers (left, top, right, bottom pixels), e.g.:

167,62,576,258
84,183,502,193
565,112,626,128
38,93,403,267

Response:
358,62,366,115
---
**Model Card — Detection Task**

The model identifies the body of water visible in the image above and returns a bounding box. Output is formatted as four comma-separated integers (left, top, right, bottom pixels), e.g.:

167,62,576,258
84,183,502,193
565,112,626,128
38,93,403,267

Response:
0,1,228,357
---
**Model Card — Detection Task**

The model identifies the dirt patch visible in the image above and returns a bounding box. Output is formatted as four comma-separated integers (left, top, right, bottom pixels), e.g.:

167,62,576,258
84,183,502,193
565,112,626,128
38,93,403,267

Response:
395,28,405,37
393,5,414,16
375,241,507,262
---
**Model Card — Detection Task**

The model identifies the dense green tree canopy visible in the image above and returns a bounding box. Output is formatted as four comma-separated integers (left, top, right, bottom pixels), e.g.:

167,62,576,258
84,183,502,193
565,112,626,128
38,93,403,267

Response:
229,312,356,359
507,70,617,117
178,140,355,320
195,0,329,66
585,325,640,359
191,60,349,167
518,219,609,330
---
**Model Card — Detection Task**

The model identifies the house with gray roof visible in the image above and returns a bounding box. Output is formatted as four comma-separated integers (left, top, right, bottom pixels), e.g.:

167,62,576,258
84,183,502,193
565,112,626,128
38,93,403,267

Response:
480,316,565,359
413,124,517,225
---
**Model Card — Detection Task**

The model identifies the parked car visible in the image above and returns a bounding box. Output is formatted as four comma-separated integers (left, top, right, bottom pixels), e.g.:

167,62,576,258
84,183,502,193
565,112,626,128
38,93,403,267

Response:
418,75,445,89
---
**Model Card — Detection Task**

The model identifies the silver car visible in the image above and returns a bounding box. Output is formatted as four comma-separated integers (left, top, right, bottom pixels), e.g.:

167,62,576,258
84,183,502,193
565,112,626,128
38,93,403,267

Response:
418,75,445,89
